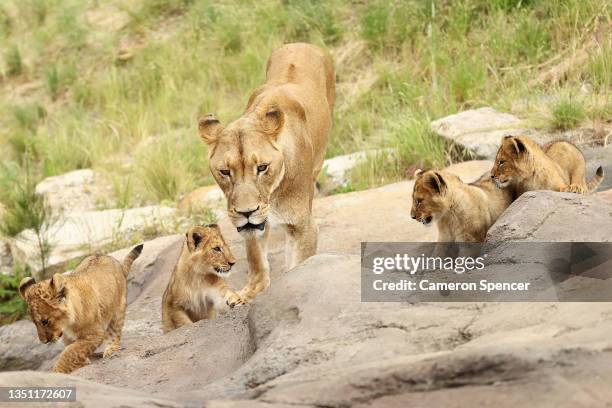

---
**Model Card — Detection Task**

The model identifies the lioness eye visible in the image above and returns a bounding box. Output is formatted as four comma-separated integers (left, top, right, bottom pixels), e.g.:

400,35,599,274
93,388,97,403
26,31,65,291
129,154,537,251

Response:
219,169,230,176
212,247,222,253
42,319,49,326
257,164,268,173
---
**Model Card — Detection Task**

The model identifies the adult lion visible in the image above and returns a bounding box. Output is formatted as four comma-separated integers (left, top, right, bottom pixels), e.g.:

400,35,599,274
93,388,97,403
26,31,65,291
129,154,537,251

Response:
198,43,335,304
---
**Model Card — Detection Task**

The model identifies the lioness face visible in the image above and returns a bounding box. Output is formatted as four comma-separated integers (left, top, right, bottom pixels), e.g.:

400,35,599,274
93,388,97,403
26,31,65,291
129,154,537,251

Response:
198,109,286,235
491,136,527,189
410,170,448,226
186,224,237,277
19,276,70,344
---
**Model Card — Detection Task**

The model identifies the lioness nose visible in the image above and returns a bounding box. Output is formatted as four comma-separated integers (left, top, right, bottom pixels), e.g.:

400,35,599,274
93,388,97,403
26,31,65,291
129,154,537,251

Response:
236,206,259,218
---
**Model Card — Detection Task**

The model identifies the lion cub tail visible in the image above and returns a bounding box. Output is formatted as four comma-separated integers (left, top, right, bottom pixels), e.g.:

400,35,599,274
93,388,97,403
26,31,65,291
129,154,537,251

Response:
122,244,144,277
587,166,604,194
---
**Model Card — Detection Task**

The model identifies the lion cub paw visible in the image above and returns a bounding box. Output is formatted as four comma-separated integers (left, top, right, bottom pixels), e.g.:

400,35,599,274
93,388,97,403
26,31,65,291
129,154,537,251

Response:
226,291,247,308
562,184,585,194
102,346,119,359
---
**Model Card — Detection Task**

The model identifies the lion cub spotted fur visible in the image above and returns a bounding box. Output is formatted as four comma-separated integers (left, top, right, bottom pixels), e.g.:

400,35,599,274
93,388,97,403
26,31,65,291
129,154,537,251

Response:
19,244,143,374
162,225,241,333
491,135,604,195
411,170,515,242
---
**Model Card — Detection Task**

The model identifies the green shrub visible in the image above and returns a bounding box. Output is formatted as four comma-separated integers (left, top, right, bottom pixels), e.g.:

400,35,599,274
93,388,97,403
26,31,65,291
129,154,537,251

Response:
5,44,22,76
0,265,29,326
551,98,586,130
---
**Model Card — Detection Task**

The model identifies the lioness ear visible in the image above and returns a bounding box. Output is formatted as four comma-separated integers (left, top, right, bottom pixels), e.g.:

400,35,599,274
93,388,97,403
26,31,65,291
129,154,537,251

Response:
19,277,36,299
426,172,446,194
198,114,224,145
50,274,66,300
259,104,285,138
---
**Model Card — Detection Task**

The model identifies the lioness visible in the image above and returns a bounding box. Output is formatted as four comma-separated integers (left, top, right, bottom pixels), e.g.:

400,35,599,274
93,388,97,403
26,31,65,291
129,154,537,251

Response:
411,170,515,242
198,43,335,304
491,135,604,195
18,244,143,373
162,225,239,333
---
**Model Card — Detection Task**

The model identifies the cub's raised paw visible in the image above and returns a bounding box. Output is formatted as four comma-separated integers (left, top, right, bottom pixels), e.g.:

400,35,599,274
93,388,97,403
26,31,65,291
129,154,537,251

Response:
226,291,247,308
102,347,118,359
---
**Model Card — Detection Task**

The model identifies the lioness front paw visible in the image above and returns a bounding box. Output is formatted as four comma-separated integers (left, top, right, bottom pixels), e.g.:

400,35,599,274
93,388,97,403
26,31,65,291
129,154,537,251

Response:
103,347,118,359
226,291,247,308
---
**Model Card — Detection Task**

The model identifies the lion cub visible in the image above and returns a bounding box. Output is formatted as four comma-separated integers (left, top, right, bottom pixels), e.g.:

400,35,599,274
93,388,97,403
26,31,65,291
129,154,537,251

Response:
410,170,514,242
162,225,241,333
18,244,143,373
491,135,604,195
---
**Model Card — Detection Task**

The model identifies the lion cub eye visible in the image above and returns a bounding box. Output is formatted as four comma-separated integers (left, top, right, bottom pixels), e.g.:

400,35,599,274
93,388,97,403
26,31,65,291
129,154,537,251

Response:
219,169,230,177
41,319,49,326
257,164,268,173
498,160,505,167
212,247,222,253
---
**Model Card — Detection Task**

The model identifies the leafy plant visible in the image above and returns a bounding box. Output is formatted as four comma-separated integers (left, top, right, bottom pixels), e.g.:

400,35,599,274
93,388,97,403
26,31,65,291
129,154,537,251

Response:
551,97,586,130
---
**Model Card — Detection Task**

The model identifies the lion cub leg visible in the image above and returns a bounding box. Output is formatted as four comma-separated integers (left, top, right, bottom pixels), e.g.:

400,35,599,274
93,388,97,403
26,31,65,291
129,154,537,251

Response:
165,307,194,333
103,300,126,359
53,332,105,374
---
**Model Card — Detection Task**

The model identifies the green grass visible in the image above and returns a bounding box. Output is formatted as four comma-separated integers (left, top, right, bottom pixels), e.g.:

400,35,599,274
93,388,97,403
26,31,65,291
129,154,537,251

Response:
551,97,586,130
0,0,610,218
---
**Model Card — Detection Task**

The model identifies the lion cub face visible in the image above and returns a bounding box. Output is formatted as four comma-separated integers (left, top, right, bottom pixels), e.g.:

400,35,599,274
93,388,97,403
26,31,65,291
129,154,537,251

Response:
491,136,528,188
187,224,237,277
19,275,71,344
410,170,449,226
198,107,287,236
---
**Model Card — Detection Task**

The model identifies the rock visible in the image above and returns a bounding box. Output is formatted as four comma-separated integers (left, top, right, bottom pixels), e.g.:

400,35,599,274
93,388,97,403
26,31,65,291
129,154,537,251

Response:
486,190,612,242
321,149,391,187
431,107,542,159
6,160,612,407
35,169,112,214
0,371,193,408
109,234,183,304
10,206,177,280
598,188,612,203
584,144,612,192
178,185,225,212
0,320,62,371
0,238,12,275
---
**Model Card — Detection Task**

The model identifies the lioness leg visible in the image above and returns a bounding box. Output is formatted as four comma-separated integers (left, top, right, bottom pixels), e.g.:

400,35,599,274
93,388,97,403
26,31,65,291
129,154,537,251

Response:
237,234,270,303
286,216,318,269
53,332,104,374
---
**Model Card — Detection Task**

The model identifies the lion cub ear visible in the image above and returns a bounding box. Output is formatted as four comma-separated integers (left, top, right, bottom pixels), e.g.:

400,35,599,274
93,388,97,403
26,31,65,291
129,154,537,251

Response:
259,104,285,138
504,136,526,156
413,169,424,179
50,274,66,300
186,230,206,252
198,114,224,145
19,277,36,299
426,171,446,194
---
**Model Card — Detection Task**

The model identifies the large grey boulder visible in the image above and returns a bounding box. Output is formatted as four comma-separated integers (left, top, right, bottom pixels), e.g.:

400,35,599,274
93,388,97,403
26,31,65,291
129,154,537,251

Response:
9,206,177,280
35,169,111,213
431,107,538,159
0,371,193,407
487,190,612,242
0,320,62,371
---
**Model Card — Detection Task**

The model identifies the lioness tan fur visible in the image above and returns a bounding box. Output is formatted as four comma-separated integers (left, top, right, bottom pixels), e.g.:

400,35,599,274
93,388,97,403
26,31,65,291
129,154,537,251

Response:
411,170,515,242
162,225,239,333
18,244,143,373
491,135,604,195
198,43,335,304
